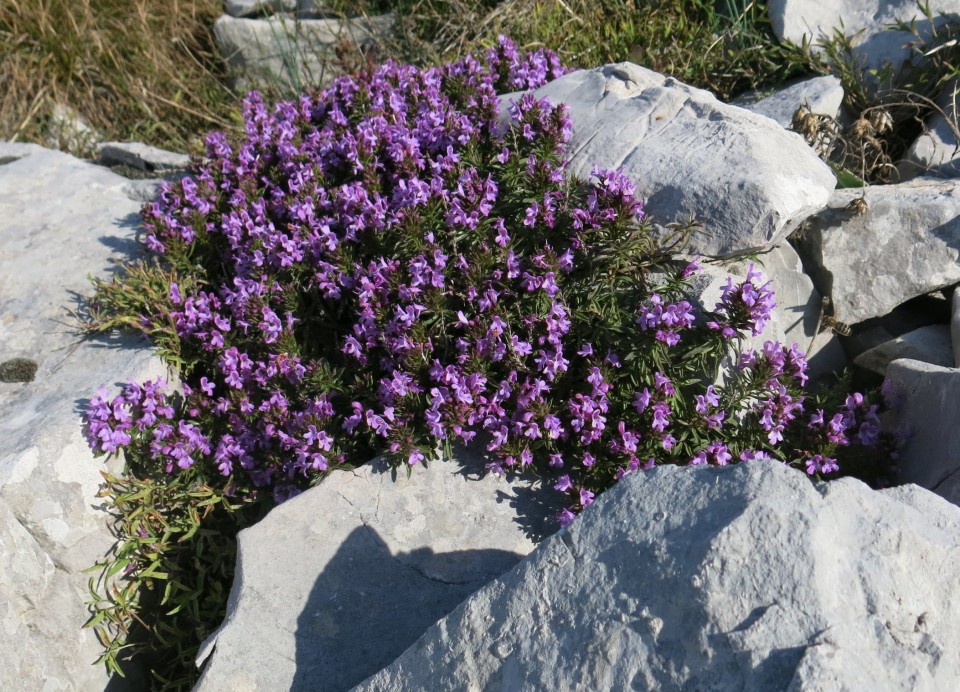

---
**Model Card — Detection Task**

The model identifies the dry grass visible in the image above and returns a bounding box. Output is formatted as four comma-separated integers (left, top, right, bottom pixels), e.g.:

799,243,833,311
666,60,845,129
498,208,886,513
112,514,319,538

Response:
0,0,818,158
358,0,818,101
0,0,237,155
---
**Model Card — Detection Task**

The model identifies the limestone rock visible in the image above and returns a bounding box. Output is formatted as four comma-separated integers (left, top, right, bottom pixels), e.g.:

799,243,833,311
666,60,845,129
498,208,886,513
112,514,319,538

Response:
356,461,960,691
884,359,960,506
898,80,960,181
854,325,953,375
769,1,960,93
98,141,190,173
769,0,957,45
214,13,393,93
0,142,166,690
521,63,836,257
194,450,562,692
735,74,844,129
797,177,960,325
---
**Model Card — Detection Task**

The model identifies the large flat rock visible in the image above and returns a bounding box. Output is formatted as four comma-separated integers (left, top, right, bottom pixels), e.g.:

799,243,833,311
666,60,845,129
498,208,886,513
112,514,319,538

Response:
194,450,561,692
797,177,960,325
519,63,835,257
357,461,960,690
0,142,166,690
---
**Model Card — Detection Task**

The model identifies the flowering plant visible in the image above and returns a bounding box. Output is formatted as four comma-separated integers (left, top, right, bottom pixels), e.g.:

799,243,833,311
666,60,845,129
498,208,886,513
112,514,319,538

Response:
86,35,893,515
82,36,894,684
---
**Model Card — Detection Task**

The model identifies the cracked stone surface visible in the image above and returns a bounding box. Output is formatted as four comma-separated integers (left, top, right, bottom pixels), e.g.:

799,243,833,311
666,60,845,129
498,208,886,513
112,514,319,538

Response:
356,461,960,691
98,141,190,173
0,141,165,690
194,450,562,692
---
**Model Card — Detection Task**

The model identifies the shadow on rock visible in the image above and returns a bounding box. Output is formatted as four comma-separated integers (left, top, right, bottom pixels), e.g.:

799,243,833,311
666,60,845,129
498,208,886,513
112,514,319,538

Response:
292,525,523,691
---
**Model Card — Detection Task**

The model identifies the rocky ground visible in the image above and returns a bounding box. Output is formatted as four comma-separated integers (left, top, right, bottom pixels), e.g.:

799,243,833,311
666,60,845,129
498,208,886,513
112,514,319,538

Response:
4,1,960,690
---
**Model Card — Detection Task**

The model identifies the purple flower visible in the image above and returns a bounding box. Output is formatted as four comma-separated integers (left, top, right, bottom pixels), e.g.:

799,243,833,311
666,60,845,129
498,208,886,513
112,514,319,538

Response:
651,401,671,432
739,449,772,462
90,34,894,535
805,454,839,475
579,488,595,508
634,388,651,413
704,441,732,466
653,372,674,397
695,385,720,414
682,256,702,278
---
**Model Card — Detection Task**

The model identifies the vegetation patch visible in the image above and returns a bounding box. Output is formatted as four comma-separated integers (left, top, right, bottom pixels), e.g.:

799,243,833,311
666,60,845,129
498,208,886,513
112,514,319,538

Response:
82,37,896,689
0,0,234,155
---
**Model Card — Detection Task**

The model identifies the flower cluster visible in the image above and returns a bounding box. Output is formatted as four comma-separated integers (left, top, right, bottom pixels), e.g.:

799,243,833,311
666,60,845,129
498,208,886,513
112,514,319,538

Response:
708,263,777,337
85,36,895,523
637,293,695,346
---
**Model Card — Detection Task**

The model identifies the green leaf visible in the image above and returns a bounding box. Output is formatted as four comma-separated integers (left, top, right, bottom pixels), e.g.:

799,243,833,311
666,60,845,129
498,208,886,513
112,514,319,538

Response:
833,166,867,189
106,558,132,578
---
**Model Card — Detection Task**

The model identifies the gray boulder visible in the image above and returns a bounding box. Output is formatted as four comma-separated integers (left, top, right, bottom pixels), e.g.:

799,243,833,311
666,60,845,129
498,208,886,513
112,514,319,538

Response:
797,177,960,325
735,74,844,129
521,63,836,257
884,359,960,506
214,13,393,93
854,325,953,375
0,142,166,690
769,1,960,93
769,0,959,45
194,451,562,692
356,461,960,691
